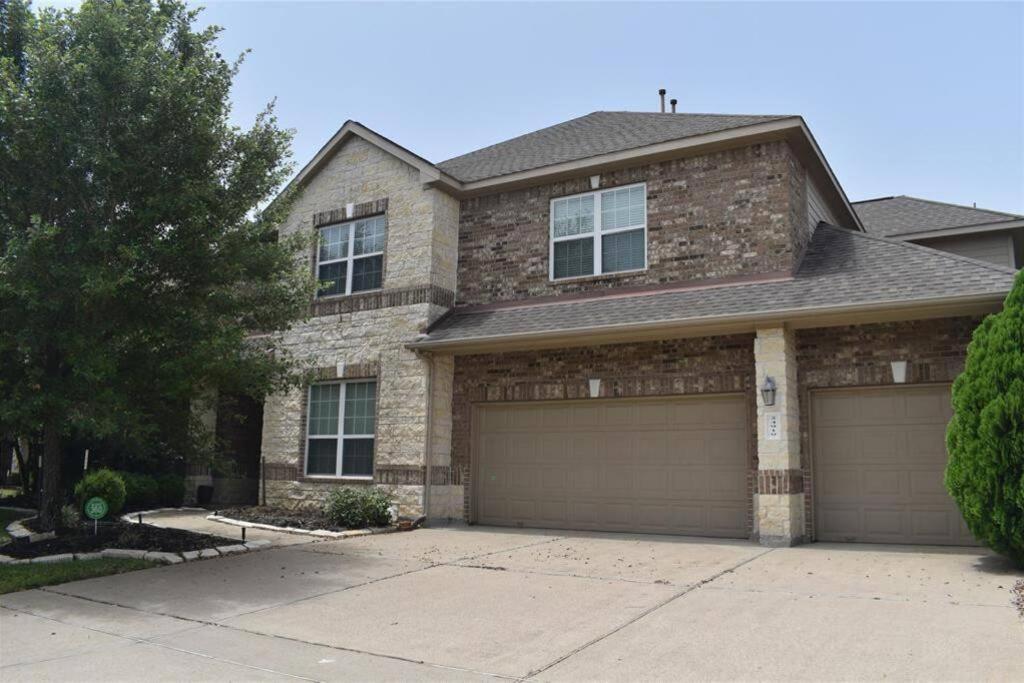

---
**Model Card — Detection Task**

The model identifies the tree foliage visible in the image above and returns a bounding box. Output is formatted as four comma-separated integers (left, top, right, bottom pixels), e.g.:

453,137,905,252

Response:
0,0,313,528
946,270,1024,565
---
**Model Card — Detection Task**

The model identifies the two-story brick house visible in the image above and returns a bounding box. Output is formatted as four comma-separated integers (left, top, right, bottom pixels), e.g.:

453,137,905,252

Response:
254,110,1016,547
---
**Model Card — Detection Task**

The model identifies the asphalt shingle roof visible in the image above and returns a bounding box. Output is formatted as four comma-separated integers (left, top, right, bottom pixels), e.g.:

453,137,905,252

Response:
415,225,1015,347
436,111,792,183
853,196,1022,237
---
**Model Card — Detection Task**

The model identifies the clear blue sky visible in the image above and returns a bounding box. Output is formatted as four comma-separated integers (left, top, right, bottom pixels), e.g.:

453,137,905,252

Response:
45,1,1024,212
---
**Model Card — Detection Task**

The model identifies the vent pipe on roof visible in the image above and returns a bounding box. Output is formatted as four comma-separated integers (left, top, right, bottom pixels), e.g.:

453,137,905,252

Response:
658,88,666,113
670,98,677,114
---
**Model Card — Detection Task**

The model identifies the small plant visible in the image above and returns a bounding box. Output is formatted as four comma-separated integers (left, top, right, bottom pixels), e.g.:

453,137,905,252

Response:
59,504,82,531
73,469,126,517
156,474,186,507
119,472,160,510
324,487,393,529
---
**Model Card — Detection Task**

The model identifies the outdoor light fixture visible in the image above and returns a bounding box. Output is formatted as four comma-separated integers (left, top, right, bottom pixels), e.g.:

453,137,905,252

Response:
761,377,777,407
891,360,908,384
588,378,601,398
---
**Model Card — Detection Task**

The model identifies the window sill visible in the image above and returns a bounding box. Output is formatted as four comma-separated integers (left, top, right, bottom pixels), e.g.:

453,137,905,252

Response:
550,267,647,284
300,475,374,483
315,288,384,302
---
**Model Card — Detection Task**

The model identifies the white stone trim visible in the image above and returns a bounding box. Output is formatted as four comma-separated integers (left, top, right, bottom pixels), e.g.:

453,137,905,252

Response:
0,539,273,566
119,507,208,523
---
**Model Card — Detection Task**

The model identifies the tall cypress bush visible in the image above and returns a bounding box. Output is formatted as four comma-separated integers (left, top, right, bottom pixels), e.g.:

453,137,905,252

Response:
946,271,1024,565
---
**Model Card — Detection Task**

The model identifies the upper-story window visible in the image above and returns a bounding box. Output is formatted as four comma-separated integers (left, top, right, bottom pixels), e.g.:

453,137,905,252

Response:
317,215,386,297
550,183,647,280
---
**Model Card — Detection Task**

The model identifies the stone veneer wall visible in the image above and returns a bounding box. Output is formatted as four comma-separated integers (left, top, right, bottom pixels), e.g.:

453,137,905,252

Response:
260,135,459,517
451,335,758,530
794,316,982,540
455,141,807,307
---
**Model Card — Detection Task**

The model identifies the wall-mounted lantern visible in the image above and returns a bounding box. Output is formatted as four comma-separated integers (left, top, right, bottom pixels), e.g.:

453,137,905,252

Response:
761,377,777,407
891,360,908,384
588,378,601,398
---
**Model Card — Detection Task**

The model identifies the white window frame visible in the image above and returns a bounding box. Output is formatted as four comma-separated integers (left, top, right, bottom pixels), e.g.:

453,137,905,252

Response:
304,380,376,479
316,216,385,297
549,182,648,281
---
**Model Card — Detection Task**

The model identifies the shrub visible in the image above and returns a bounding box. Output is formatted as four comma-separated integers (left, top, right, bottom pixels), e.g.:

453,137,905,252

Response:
324,487,393,529
60,504,82,531
946,270,1024,566
119,472,160,511
156,474,186,507
73,469,126,516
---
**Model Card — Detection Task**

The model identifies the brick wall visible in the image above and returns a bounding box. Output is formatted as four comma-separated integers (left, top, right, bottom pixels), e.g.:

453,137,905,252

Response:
795,316,982,539
451,334,758,527
455,141,806,306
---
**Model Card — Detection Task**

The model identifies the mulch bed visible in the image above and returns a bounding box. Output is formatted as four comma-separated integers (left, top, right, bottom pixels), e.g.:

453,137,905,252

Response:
218,506,349,532
3,521,234,559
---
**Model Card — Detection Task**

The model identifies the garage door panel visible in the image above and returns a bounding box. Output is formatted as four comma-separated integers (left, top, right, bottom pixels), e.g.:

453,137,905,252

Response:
813,385,976,546
863,508,905,538
862,470,904,497
477,395,748,537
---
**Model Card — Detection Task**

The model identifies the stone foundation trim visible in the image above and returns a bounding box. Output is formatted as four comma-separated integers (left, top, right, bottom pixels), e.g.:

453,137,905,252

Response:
311,283,455,317
207,512,398,539
757,492,805,546
756,469,803,495
312,197,389,228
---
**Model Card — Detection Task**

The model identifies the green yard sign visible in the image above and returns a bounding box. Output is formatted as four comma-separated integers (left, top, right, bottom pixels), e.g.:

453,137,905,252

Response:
84,497,109,520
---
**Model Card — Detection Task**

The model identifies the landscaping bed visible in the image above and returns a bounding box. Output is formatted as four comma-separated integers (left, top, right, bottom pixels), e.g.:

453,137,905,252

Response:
3,521,234,559
218,506,347,532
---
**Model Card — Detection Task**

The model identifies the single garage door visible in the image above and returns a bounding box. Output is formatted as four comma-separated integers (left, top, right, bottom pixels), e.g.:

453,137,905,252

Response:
475,395,748,537
813,385,976,545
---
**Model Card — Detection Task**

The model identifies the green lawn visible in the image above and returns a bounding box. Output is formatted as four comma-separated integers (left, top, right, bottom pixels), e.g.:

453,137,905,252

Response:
0,558,157,594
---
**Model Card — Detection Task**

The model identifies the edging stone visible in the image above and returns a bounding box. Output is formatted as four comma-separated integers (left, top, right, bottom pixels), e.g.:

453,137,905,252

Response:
5,518,56,544
119,507,209,523
206,512,399,539
0,539,275,567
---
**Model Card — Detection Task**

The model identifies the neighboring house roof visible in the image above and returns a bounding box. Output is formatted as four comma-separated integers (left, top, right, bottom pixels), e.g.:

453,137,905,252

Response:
436,111,792,183
410,225,1015,351
853,196,1024,238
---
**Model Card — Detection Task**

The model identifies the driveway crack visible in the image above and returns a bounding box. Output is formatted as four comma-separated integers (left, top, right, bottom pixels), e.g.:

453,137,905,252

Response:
522,547,775,680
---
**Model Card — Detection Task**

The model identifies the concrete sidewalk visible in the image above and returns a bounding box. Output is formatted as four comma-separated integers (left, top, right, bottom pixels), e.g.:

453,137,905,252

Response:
2,521,1022,681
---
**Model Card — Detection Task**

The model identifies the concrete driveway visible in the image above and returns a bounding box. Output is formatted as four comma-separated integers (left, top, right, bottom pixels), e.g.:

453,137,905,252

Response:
2,523,1022,681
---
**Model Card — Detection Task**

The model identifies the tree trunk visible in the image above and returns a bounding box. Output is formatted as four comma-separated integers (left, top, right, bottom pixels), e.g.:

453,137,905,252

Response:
38,417,63,531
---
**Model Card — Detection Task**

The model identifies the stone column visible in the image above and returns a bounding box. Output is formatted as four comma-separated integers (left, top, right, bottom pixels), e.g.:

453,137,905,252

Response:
753,326,804,546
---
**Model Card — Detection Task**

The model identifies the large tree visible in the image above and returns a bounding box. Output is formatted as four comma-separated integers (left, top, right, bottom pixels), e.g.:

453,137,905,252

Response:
946,270,1024,565
0,0,312,529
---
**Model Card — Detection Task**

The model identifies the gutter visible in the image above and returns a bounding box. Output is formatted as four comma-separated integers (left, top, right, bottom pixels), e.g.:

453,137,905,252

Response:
406,290,1008,352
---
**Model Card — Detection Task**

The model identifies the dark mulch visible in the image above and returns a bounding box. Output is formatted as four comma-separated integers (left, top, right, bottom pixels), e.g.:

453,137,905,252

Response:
3,521,234,559
219,506,348,532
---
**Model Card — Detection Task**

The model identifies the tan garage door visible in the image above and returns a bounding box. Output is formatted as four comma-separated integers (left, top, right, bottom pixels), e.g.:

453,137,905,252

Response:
813,385,976,545
475,395,749,537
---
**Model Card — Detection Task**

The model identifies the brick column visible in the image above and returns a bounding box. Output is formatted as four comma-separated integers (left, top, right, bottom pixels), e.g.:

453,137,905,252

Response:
754,326,805,546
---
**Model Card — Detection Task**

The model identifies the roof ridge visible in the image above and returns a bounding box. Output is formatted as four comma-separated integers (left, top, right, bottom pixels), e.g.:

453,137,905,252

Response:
850,196,897,205
817,223,1019,276
597,110,793,119
897,195,1024,220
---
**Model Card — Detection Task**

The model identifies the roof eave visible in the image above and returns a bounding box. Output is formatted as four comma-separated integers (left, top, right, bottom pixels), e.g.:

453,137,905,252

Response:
406,291,1005,354
887,218,1024,241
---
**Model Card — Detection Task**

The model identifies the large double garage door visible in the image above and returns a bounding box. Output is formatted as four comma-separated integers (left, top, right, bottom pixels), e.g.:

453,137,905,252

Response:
474,385,973,546
474,395,749,538
812,385,975,546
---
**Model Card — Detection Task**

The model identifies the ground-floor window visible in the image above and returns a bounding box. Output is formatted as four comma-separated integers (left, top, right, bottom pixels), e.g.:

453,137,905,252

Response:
305,380,376,477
